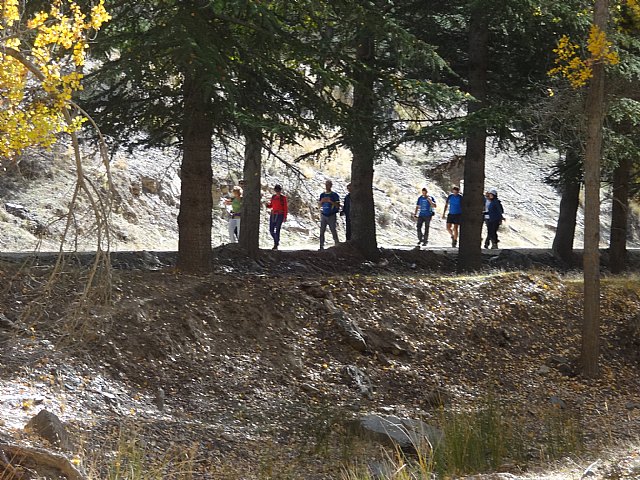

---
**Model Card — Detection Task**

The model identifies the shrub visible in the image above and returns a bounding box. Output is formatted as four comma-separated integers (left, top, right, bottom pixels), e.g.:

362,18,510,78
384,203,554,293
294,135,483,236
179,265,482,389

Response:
378,210,392,228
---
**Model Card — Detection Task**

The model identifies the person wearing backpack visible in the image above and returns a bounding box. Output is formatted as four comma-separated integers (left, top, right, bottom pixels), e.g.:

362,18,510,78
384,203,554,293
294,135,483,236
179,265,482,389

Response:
266,184,288,250
318,179,340,250
484,188,504,249
414,187,436,247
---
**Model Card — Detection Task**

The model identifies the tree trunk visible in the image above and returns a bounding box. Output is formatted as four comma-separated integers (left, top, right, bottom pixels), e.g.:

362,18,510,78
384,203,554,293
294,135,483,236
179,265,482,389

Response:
239,128,262,258
581,0,608,379
552,148,581,265
349,30,379,260
177,68,213,273
458,9,488,272
552,178,580,264
609,154,631,273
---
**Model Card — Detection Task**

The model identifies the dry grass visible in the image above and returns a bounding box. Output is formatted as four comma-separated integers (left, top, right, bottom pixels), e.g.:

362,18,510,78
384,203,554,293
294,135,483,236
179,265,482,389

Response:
341,398,583,480
81,423,198,480
377,179,401,200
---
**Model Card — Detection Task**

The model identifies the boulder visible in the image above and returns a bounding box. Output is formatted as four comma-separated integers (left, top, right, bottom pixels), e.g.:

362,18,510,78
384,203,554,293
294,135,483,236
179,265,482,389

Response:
4,202,48,235
546,355,575,377
25,410,74,451
333,310,367,352
366,328,413,358
4,202,30,219
301,282,331,300
342,365,373,399
549,396,567,410
358,414,443,450
324,299,367,352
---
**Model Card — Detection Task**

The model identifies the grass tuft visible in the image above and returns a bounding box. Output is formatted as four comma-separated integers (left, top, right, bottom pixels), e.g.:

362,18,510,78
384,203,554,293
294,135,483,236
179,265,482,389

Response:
83,423,198,480
342,396,583,479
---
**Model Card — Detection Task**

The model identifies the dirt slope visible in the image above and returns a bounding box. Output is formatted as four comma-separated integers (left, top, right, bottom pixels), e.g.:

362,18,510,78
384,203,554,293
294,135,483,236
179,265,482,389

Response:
1,251,640,479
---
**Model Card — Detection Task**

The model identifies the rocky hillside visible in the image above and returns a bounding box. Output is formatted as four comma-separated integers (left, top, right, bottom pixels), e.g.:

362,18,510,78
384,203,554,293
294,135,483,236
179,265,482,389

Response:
1,254,640,479
0,139,634,253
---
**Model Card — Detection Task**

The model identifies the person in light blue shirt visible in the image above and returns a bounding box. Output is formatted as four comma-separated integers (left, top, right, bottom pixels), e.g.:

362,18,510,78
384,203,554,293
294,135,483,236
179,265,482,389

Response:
318,180,340,249
442,185,462,248
413,188,436,246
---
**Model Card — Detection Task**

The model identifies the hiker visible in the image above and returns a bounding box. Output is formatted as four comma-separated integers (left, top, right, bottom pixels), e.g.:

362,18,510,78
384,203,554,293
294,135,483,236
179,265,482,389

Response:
340,183,352,241
482,190,492,248
484,188,504,249
318,179,340,250
225,185,242,243
442,185,462,248
414,187,436,246
234,179,246,239
266,184,288,250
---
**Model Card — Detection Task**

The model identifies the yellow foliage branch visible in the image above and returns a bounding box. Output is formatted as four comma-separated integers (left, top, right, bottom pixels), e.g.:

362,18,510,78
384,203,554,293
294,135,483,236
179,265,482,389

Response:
624,0,640,26
0,0,110,159
547,0,640,88
548,24,619,88
2,0,114,304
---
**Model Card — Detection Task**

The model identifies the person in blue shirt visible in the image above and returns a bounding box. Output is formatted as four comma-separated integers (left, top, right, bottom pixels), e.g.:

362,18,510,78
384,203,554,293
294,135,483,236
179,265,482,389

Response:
340,183,352,241
413,187,436,246
442,185,462,248
318,179,340,249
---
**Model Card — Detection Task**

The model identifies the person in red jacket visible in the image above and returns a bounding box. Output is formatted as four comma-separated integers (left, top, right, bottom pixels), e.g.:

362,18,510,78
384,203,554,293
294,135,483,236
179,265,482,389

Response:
266,184,288,250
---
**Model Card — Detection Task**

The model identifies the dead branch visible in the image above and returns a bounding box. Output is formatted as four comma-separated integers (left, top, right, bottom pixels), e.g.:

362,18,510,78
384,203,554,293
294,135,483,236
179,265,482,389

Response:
4,46,114,306
0,443,87,480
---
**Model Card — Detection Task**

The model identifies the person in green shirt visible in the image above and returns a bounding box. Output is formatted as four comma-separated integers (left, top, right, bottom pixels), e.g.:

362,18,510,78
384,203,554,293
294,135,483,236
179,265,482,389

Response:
225,185,243,243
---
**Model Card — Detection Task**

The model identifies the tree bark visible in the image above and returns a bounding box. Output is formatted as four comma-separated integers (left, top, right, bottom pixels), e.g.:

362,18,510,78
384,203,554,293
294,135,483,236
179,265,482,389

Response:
609,154,631,273
177,68,213,273
349,30,379,260
581,0,608,379
239,128,262,258
458,9,488,272
552,148,581,265
552,179,581,264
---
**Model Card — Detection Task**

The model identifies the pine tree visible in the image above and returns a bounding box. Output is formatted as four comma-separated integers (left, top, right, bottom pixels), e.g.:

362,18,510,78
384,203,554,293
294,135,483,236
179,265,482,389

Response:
83,0,334,269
